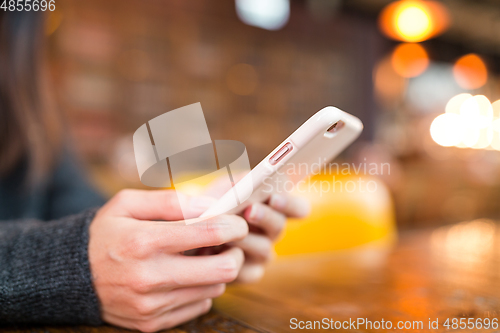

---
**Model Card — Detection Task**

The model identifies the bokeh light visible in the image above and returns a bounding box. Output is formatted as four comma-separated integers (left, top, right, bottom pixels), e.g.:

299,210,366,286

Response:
459,96,482,130
491,100,500,151
235,0,290,31
459,95,492,130
492,100,500,118
391,43,429,78
373,55,407,103
379,1,450,42
473,95,493,128
431,94,497,149
461,127,480,148
407,63,463,113
396,5,430,41
445,93,472,115
430,113,465,147
432,220,495,267
453,54,488,90
472,127,493,149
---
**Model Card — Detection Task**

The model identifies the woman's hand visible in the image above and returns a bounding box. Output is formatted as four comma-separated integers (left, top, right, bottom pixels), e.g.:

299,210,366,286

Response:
88,189,248,332
234,193,310,283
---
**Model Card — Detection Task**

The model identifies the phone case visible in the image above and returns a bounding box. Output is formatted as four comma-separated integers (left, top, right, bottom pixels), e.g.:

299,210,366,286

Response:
200,106,363,218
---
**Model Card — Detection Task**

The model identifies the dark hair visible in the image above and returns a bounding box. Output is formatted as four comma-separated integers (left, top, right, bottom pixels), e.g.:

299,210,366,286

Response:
0,11,61,184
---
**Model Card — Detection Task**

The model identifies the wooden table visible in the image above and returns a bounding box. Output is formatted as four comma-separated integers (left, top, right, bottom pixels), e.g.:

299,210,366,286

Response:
5,220,500,332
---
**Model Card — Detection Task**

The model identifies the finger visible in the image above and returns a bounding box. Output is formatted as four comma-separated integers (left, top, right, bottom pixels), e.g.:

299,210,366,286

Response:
229,233,274,263
268,193,311,218
158,283,225,314
143,214,248,253
107,189,216,221
104,299,212,332
151,299,212,331
243,203,286,240
236,262,266,284
109,284,226,320
102,313,138,331
147,285,224,320
162,247,245,286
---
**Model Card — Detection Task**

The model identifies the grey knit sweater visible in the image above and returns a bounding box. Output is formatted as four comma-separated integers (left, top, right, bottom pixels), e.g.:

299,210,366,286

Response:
0,152,106,326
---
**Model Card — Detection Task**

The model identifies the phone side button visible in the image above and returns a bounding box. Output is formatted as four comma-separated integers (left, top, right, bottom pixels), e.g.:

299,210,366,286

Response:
269,142,293,166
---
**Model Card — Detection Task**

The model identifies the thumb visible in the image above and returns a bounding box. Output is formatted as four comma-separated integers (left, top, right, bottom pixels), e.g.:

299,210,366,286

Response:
107,189,216,221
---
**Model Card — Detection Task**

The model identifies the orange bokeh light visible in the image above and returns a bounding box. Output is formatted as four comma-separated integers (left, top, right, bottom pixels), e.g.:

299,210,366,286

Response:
391,43,429,78
379,1,450,43
453,54,488,90
373,55,407,104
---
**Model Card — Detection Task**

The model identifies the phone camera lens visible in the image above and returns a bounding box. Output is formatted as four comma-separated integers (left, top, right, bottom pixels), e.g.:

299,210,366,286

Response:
327,120,345,133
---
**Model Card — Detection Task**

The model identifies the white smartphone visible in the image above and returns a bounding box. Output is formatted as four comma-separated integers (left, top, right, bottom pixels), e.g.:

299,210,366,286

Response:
201,106,363,217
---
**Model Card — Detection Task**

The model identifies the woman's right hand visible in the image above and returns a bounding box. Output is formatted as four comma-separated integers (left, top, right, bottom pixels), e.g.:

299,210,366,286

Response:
88,189,248,332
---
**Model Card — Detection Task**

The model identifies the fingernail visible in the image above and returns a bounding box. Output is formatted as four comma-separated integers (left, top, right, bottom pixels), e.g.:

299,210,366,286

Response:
269,194,286,210
248,204,264,223
189,196,217,211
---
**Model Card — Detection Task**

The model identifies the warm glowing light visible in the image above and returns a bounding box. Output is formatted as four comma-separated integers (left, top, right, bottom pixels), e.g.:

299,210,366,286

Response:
391,43,429,78
459,95,492,129
459,96,481,130
474,95,493,128
445,93,472,115
432,220,495,266
491,118,500,151
373,56,407,102
453,54,488,90
461,128,480,147
472,127,493,149
396,6,431,41
175,183,204,196
491,100,500,150
493,119,500,132
492,100,500,117
379,1,450,42
430,113,465,147
431,94,498,150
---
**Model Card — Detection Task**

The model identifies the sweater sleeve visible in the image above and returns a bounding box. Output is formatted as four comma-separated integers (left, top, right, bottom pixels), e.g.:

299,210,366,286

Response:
0,208,102,326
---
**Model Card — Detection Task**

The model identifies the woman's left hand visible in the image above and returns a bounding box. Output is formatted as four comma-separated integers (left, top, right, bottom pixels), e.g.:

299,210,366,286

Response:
232,193,310,283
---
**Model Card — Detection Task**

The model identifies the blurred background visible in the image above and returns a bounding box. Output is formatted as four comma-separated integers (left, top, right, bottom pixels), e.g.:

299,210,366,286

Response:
46,0,500,235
